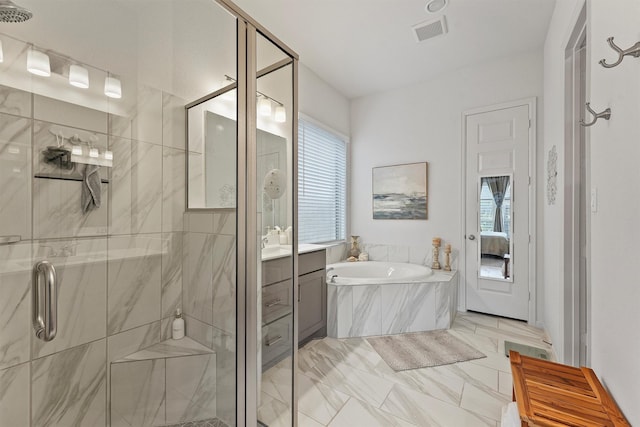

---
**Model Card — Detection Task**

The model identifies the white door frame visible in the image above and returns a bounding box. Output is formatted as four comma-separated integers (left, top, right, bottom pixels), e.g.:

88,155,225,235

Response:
460,97,537,324
563,4,590,367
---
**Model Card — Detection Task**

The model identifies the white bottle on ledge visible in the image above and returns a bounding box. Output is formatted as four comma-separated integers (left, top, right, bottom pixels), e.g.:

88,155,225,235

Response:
172,308,185,340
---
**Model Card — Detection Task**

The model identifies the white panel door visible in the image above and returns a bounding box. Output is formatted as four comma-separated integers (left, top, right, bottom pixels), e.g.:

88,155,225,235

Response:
465,104,531,320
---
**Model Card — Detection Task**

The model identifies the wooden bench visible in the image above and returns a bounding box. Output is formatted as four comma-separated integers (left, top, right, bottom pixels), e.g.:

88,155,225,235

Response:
509,350,630,426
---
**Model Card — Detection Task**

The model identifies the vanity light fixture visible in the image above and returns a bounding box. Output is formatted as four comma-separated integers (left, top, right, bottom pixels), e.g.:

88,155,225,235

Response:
27,48,50,77
104,75,122,99
258,95,272,117
275,105,286,123
69,64,89,88
425,0,447,13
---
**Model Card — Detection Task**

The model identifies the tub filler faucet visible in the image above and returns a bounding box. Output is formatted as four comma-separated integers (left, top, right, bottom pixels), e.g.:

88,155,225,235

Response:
326,267,338,283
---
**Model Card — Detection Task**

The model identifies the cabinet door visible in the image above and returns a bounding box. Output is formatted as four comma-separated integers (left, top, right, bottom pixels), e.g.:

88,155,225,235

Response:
299,269,326,341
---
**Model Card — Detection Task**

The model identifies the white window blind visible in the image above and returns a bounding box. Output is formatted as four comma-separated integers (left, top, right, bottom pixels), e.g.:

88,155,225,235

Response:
298,118,347,244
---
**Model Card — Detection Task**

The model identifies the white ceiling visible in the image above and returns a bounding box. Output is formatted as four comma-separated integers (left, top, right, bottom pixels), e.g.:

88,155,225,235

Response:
233,0,557,99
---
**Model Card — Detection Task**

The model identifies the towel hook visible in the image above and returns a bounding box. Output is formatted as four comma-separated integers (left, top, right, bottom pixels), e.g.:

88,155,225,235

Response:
580,102,611,127
599,37,640,68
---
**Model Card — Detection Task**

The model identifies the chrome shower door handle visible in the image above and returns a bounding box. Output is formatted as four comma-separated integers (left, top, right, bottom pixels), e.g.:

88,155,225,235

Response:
32,261,57,342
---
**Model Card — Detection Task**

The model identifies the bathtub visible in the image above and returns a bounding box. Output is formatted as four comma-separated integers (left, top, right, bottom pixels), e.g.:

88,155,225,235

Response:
326,261,458,338
327,261,433,285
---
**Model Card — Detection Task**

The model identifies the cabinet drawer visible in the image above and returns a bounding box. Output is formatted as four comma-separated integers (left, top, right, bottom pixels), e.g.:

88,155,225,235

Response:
299,250,326,275
262,315,292,366
262,256,293,286
262,279,293,325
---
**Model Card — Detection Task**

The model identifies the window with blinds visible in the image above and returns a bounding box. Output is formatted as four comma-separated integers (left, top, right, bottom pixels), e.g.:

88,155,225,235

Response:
298,118,347,244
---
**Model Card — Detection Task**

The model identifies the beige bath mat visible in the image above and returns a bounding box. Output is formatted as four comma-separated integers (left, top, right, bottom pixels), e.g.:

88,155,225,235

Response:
367,330,486,371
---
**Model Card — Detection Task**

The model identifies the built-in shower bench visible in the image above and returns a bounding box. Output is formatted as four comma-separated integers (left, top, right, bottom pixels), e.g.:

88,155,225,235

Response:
113,336,214,362
111,337,217,425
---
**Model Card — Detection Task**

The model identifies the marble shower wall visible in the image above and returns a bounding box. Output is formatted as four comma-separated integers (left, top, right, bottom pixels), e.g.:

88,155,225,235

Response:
0,84,193,426
183,211,237,426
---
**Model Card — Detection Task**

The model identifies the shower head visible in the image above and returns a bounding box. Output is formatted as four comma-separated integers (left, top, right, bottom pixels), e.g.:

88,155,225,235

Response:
0,0,33,23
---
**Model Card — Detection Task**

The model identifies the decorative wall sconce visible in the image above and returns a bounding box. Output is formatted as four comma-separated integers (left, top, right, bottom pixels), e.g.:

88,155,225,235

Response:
69,64,89,88
27,48,50,76
223,74,286,122
104,75,122,99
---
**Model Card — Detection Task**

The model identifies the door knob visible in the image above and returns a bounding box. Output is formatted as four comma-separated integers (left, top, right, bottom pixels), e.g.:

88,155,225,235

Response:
468,234,476,241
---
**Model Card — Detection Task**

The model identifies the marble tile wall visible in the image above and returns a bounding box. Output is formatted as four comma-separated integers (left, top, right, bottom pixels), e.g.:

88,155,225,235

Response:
357,242,459,270
327,271,458,338
183,212,237,426
0,83,212,426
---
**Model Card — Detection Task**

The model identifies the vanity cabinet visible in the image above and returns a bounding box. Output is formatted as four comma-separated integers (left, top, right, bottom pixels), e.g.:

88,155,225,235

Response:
261,248,326,369
298,250,327,344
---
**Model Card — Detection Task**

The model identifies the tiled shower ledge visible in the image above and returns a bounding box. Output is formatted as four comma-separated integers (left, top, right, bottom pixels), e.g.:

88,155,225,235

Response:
114,336,214,363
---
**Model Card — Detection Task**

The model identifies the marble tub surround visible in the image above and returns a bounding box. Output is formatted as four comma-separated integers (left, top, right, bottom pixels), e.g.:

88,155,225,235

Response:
328,270,458,338
259,311,550,427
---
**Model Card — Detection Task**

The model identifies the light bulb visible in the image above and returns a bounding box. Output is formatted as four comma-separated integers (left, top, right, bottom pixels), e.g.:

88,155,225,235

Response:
104,150,113,160
275,105,286,123
27,49,51,77
72,145,83,156
258,96,272,117
89,148,99,158
104,76,122,99
69,65,89,89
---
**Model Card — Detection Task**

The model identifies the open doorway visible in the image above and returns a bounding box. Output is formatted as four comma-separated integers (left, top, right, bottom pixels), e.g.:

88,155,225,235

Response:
563,4,590,367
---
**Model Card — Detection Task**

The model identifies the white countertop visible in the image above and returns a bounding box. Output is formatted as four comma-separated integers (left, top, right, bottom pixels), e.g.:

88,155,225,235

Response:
261,243,327,261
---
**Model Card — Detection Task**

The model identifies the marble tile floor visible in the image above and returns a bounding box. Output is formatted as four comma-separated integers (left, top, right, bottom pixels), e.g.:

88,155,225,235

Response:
258,311,552,427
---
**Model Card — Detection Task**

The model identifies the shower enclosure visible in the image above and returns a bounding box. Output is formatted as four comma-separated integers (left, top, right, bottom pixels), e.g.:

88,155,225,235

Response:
0,0,298,426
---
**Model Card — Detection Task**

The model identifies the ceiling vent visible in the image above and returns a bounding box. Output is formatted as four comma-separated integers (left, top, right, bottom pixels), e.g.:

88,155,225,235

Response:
412,16,447,43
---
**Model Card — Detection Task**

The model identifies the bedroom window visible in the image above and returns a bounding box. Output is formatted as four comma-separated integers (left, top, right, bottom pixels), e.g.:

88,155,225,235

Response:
480,179,511,235
298,116,348,244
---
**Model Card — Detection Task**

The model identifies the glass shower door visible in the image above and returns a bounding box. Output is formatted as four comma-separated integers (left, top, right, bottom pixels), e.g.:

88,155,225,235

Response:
253,31,297,427
0,1,239,425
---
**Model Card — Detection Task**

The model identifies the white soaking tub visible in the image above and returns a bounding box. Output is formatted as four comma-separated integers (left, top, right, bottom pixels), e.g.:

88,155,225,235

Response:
326,261,458,338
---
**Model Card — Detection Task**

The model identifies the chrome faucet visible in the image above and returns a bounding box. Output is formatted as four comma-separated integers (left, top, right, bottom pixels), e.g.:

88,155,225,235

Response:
261,236,268,249
326,267,338,283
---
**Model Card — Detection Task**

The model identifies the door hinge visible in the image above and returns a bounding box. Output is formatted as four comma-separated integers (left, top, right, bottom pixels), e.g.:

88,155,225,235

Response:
528,234,531,243
528,119,532,128
528,291,531,301
528,176,532,185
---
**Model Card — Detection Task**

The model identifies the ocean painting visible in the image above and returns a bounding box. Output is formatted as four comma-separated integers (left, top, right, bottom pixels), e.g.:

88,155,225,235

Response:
372,162,428,220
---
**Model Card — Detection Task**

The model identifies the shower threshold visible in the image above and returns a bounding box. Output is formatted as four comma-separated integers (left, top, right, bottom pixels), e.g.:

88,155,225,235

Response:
161,418,228,427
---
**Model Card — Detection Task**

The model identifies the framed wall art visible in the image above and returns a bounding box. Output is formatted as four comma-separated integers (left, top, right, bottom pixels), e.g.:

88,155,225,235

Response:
372,162,428,220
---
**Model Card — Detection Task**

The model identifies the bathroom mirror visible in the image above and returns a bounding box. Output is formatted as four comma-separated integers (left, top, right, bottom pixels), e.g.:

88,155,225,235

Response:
186,107,289,232
478,175,513,282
